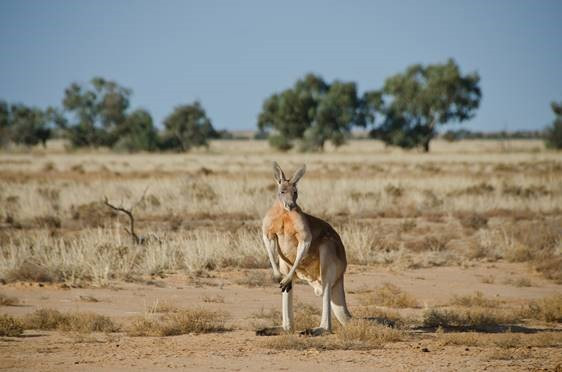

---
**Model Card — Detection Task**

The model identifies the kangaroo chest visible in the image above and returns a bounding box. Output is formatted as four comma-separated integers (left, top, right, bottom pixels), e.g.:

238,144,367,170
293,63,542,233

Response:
267,212,320,281
269,214,299,257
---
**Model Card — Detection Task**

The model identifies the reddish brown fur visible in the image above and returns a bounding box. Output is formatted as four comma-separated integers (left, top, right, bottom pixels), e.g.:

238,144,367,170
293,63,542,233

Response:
263,200,347,283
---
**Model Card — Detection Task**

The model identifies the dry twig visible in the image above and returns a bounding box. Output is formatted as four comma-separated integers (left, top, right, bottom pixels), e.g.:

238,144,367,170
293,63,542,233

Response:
103,187,149,245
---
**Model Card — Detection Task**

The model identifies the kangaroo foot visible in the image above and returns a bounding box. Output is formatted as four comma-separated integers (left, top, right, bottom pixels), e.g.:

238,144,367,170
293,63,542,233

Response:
300,327,331,337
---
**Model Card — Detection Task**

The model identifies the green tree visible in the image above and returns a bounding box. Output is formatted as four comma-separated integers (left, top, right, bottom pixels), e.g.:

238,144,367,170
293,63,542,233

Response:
61,77,131,147
5,103,51,147
161,102,217,151
113,109,159,152
545,101,562,149
257,74,363,151
369,59,481,152
0,100,10,147
305,81,365,150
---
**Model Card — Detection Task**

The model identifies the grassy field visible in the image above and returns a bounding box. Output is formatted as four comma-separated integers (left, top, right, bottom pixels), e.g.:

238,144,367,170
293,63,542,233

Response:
0,139,561,371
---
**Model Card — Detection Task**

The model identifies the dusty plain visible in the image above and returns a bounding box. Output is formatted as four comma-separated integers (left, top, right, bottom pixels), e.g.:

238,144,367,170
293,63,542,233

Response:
0,139,561,371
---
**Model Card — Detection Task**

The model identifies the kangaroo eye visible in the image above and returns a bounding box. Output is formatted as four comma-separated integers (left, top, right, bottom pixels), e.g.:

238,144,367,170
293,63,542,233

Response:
281,191,285,194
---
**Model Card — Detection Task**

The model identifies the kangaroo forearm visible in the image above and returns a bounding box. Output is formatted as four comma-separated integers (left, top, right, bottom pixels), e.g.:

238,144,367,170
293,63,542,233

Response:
263,234,281,276
287,240,310,277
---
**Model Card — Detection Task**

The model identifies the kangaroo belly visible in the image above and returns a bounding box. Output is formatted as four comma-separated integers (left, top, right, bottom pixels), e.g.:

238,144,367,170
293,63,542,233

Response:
277,236,320,282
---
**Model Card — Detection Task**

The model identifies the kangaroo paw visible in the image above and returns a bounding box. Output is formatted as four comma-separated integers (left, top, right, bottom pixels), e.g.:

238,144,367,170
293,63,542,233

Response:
279,280,292,292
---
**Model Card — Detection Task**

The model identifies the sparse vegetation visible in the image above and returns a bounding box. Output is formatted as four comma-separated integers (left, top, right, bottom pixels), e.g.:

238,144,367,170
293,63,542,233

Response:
437,331,562,348
0,141,559,279
523,295,562,323
263,319,403,350
449,291,501,308
22,308,119,333
422,307,521,329
127,308,228,336
359,283,419,308
0,314,24,336
503,277,534,288
0,292,19,306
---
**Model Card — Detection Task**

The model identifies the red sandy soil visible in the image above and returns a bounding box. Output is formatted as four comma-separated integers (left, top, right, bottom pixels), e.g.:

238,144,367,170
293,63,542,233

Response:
1,262,561,371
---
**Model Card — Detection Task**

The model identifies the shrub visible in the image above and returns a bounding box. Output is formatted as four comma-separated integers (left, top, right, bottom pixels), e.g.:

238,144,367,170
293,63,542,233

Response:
22,308,119,333
523,295,562,323
450,291,500,308
544,101,562,149
127,309,228,336
359,283,419,308
4,261,60,283
0,314,24,336
268,134,293,151
0,293,19,306
422,307,520,328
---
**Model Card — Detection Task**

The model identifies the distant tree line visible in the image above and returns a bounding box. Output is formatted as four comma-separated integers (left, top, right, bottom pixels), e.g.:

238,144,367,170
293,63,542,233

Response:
1,77,220,152
1,61,560,152
442,129,545,141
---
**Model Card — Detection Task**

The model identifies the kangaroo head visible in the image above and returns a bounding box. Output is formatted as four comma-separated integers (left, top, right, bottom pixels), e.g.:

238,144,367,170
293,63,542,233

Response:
272,162,306,211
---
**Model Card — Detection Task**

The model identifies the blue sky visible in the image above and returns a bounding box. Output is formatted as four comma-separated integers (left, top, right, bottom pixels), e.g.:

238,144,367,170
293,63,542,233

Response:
1,0,561,132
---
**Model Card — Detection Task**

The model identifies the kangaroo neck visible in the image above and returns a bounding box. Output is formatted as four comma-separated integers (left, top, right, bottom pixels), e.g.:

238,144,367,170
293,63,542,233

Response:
274,200,302,214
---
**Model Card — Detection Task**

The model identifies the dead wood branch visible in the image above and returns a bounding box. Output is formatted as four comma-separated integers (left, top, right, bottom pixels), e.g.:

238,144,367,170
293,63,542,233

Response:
103,187,149,245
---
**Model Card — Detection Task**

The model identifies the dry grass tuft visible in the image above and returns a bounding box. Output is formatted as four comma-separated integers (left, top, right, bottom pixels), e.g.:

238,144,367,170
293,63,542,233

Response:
503,277,533,287
250,303,320,331
127,308,228,336
400,219,417,233
456,212,488,230
450,291,501,308
71,201,117,227
501,183,550,198
437,331,562,348
359,283,419,308
0,293,19,306
336,319,403,347
33,215,62,229
534,255,562,284
250,307,281,330
0,314,24,336
263,319,403,350
295,302,321,330
422,307,520,329
522,295,562,323
150,300,180,313
201,294,225,303
480,275,495,284
449,182,495,196
23,308,119,333
384,184,404,198
3,261,60,283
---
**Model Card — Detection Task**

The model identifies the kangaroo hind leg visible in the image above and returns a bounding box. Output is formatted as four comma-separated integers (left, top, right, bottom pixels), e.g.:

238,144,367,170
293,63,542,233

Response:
331,276,352,325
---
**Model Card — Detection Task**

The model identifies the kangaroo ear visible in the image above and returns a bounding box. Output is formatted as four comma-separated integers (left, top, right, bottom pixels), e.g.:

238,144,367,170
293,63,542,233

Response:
290,164,306,185
272,161,286,184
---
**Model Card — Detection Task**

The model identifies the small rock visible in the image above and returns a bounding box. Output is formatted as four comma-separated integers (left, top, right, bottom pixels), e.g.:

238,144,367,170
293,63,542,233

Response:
421,347,430,352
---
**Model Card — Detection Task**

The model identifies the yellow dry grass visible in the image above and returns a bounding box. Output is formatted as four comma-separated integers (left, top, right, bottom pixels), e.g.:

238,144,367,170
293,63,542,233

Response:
0,139,560,285
127,308,228,336
262,318,404,350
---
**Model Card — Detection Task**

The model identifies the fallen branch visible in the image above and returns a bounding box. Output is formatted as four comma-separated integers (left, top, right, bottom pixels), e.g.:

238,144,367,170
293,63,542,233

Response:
103,187,149,245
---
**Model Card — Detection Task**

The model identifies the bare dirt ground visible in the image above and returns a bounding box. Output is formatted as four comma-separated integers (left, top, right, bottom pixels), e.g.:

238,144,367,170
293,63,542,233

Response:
1,263,561,371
